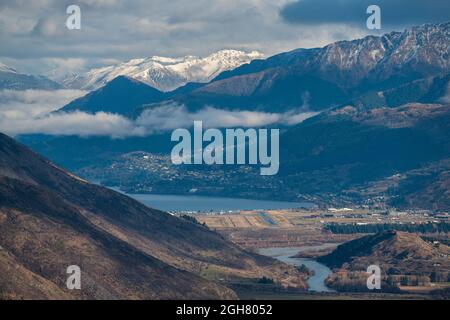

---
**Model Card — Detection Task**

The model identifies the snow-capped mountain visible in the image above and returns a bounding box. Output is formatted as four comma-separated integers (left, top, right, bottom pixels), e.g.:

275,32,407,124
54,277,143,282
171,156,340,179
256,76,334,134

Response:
0,62,61,90
63,50,264,92
191,22,450,112
0,62,18,74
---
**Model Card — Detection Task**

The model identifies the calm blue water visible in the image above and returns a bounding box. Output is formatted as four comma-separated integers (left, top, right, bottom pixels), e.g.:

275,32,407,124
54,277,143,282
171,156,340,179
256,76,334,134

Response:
111,189,315,212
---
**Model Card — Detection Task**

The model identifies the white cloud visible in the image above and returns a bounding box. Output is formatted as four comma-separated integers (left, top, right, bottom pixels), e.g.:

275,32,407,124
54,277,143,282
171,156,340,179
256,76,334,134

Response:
0,89,86,118
0,89,142,138
0,91,318,137
0,110,145,138
137,104,318,130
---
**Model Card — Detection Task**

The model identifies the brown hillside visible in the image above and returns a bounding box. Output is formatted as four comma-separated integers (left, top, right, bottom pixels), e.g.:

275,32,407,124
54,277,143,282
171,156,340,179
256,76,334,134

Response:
0,133,306,299
318,231,450,292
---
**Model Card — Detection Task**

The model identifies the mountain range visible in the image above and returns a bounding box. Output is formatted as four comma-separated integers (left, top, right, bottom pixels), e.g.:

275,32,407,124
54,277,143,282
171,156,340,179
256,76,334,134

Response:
15,21,450,212
68,102,448,211
0,63,61,90
0,133,307,299
56,22,450,117
277,102,450,207
173,22,449,112
62,50,264,92
61,76,166,117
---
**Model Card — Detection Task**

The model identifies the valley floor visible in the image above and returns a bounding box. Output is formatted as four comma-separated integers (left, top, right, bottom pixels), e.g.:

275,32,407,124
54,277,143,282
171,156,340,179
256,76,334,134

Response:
194,207,447,248
192,208,450,299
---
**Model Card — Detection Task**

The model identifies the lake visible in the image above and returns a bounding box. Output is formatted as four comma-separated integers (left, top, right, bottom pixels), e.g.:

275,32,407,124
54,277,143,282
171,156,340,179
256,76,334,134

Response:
258,245,336,292
111,189,315,212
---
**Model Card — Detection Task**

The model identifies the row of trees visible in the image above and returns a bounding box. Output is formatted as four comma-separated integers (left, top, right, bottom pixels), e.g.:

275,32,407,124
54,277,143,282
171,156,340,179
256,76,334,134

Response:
325,222,450,234
180,214,209,228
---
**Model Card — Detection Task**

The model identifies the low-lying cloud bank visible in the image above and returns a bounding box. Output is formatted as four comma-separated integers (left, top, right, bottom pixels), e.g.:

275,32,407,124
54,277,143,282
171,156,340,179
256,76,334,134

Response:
0,89,86,119
1,110,146,138
0,91,318,138
136,104,318,131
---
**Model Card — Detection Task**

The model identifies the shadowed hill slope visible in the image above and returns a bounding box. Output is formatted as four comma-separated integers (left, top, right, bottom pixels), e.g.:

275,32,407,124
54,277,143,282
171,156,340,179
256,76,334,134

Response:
60,76,166,117
0,133,306,299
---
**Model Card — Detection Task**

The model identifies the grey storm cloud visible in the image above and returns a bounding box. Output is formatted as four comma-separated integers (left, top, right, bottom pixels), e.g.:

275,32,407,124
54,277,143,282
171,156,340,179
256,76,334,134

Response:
2,0,447,77
0,0,368,76
280,0,450,28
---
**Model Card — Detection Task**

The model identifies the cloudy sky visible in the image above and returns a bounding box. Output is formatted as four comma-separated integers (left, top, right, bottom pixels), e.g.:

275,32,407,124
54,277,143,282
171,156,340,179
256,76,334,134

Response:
1,0,448,77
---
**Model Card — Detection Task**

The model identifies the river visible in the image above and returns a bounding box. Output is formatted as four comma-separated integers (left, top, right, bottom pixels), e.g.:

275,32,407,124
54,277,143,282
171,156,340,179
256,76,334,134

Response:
258,245,336,292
